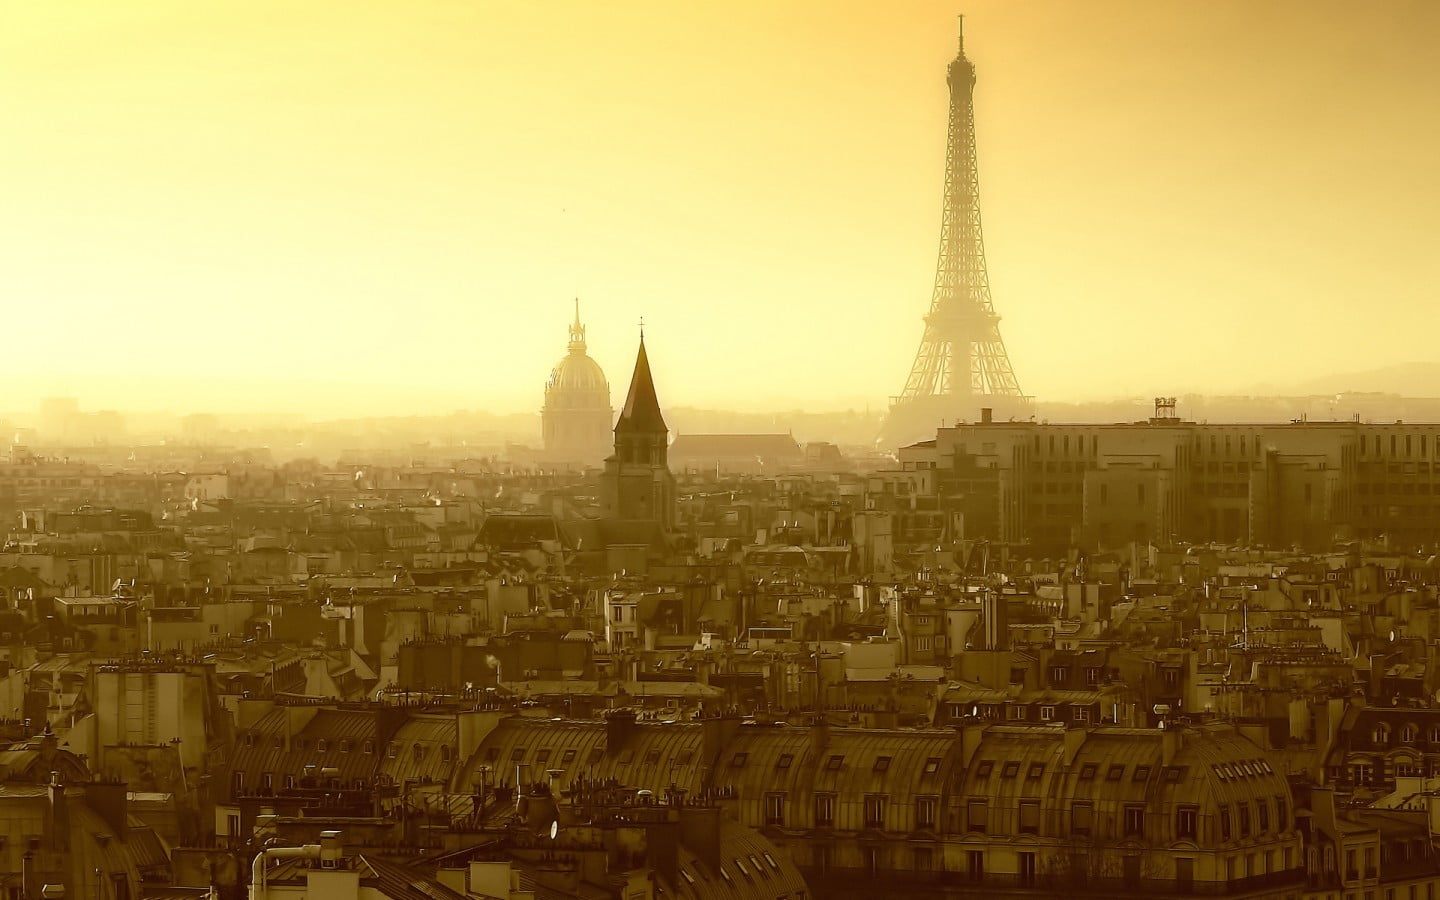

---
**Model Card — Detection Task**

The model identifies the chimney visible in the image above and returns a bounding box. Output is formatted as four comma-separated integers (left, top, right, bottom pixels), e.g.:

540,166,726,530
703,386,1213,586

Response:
83,781,129,837
606,709,638,754
319,830,343,869
980,408,993,425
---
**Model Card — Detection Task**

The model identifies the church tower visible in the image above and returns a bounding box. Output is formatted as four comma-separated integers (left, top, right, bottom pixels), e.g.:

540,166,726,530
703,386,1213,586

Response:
601,333,675,529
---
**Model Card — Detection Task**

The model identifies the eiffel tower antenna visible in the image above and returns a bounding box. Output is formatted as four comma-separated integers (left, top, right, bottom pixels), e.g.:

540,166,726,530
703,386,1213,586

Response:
879,19,1029,448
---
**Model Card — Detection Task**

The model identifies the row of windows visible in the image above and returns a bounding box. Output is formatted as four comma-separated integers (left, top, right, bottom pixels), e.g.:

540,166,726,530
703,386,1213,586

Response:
766,793,1291,840
238,734,452,762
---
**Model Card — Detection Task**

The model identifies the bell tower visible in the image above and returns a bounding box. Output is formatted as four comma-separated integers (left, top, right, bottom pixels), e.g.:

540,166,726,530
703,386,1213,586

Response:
601,333,675,528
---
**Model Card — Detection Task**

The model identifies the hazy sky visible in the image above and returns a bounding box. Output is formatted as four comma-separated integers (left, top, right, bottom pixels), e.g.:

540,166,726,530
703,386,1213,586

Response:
3,0,1438,417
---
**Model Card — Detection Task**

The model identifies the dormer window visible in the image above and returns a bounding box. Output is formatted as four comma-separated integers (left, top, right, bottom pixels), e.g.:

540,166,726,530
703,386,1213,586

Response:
1373,723,1392,744
1401,724,1419,743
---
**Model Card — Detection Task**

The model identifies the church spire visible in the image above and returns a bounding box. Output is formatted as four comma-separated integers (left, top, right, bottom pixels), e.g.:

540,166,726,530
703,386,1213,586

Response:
615,333,667,435
567,297,587,351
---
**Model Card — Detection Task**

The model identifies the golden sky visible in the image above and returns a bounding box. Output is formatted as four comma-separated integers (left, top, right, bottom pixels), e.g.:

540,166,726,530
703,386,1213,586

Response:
2,0,1438,416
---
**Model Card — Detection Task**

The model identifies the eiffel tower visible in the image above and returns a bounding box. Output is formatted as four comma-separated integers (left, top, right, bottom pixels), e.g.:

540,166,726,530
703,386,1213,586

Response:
879,19,1030,449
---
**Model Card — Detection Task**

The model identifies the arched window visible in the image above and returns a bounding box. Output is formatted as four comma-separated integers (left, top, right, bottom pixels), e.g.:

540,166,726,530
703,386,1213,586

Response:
440,744,452,763
1401,724,1418,743
317,739,328,753
413,743,425,763
1373,723,1391,744
1429,725,1440,744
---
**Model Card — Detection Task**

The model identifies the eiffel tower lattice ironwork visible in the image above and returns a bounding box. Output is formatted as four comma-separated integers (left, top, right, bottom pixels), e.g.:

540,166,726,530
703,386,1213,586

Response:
880,19,1029,448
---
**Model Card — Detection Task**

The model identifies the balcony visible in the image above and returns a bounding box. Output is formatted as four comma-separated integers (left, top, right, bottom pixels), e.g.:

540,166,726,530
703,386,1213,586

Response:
801,867,1307,898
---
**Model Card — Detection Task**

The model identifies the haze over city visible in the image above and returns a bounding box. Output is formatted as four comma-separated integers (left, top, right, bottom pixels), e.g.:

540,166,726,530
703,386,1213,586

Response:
5,0,1438,418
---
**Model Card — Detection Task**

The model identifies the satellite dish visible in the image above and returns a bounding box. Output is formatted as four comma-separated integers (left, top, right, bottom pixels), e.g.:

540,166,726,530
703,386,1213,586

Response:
549,820,559,841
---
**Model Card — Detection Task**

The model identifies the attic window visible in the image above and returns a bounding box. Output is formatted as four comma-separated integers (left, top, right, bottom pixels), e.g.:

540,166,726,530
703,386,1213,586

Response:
1163,766,1185,783
588,748,604,766
510,748,525,762
1132,765,1152,782
719,867,732,884
734,859,750,878
1027,763,1044,780
873,757,892,773
1079,763,1097,780
1213,764,1228,782
731,752,748,769
776,754,794,770
975,760,994,778
339,740,351,753
680,871,696,887
749,856,765,878
1106,764,1125,781
617,750,634,765
317,740,328,753
762,853,779,871
561,749,576,764
1001,762,1020,779
675,749,694,765
643,749,661,766
922,757,941,776
536,749,551,765
825,755,843,771
1258,760,1274,774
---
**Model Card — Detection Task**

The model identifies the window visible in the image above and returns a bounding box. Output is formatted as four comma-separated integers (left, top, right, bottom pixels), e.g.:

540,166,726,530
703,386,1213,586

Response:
1276,797,1287,831
1072,802,1093,835
1176,805,1198,839
262,773,273,790
913,846,934,871
316,739,328,753
814,793,835,827
1123,805,1145,837
765,793,786,826
863,795,888,830
536,749,551,766
561,749,576,764
1019,800,1040,834
1079,763,1098,780
1050,666,1069,683
1239,804,1251,838
1256,799,1269,832
284,774,295,789
232,770,245,793
1133,765,1152,782
966,850,984,881
975,760,994,778
339,740,351,753
1027,762,1044,780
440,744,452,763
509,748,524,762
1040,706,1055,721
916,796,938,830
731,752,748,768
967,800,988,833
1402,724,1419,742
825,755,843,771
776,753,793,770
1002,761,1020,779
1107,764,1125,781
1220,806,1232,839
873,756,892,773
922,757,941,776
1163,765,1185,783
1019,852,1036,887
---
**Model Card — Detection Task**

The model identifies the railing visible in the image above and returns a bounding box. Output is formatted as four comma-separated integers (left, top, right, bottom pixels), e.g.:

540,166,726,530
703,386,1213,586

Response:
802,866,1307,897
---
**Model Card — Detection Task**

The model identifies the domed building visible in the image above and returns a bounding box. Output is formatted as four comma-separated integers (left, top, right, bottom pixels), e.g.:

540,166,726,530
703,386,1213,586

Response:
541,300,613,466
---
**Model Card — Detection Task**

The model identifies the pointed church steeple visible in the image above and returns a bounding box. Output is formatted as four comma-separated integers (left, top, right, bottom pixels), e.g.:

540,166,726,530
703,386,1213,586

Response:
615,334,667,436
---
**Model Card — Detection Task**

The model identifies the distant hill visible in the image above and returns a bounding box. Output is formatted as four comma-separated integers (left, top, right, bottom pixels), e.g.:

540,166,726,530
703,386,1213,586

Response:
1283,361,1440,397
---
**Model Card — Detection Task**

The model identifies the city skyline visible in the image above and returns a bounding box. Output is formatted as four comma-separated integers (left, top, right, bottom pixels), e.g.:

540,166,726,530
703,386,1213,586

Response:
4,1,1438,417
